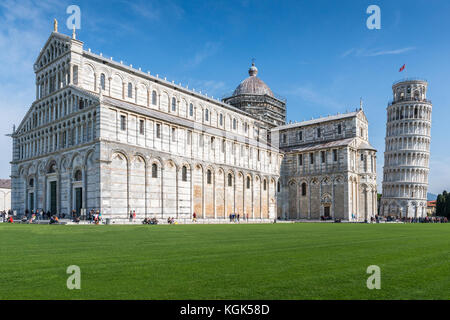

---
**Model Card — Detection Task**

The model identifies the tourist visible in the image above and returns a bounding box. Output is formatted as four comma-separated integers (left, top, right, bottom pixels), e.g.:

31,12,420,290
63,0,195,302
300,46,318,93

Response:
193,212,197,222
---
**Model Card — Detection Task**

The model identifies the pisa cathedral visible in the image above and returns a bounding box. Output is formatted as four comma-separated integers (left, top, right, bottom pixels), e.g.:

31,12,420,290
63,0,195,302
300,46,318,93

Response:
10,25,378,222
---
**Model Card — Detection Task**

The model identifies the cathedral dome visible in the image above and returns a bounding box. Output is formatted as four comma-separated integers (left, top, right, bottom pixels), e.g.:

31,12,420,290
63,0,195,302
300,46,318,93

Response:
233,62,274,97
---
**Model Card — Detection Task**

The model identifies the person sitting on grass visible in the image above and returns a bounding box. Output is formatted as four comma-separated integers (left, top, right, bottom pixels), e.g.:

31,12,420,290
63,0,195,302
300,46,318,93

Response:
8,216,14,223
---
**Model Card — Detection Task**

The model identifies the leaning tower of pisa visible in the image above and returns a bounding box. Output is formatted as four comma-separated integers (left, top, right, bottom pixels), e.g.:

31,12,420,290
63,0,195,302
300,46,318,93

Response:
380,79,432,218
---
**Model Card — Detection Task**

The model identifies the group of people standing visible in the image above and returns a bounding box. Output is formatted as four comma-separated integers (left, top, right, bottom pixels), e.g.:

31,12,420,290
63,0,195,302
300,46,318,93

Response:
229,213,249,223
87,209,102,224
382,215,448,223
24,209,58,220
1,210,13,223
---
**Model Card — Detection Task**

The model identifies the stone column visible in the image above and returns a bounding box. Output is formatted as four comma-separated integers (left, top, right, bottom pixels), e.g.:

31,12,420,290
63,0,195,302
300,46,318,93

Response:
68,167,73,214
83,165,87,212
213,171,216,219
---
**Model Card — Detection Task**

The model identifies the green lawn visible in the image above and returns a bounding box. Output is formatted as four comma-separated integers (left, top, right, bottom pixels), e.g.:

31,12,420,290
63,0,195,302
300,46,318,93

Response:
0,223,448,300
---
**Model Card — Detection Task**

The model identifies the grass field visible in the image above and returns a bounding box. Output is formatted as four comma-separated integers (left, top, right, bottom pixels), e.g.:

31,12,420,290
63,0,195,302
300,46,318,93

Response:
0,223,448,300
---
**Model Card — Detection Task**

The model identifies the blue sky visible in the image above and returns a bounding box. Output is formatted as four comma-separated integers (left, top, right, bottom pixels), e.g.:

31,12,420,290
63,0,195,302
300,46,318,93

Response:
0,0,449,194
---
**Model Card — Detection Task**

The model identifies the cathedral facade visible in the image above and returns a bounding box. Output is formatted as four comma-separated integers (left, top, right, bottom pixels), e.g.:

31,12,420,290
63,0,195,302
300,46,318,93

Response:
10,27,377,222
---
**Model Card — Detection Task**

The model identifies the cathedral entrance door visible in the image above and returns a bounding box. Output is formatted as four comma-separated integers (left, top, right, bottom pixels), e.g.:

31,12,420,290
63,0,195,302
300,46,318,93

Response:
324,206,330,218
29,192,34,212
75,187,83,215
50,181,57,215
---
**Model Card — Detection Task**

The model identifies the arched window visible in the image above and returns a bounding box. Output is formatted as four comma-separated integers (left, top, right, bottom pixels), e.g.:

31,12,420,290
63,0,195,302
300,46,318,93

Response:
182,166,187,182
205,109,209,122
219,113,223,126
171,97,177,111
74,170,82,181
189,103,194,117
277,181,281,193
73,65,78,85
263,179,267,191
152,163,158,178
152,91,157,105
79,99,84,110
246,176,251,189
233,118,237,130
301,182,307,196
100,73,106,90
128,82,133,98
228,173,233,187
29,178,34,187
48,162,56,173
207,170,212,184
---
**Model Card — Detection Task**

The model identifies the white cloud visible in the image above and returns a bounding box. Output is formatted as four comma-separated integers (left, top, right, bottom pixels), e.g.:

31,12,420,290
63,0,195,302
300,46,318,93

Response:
185,42,221,69
284,85,344,111
365,47,415,57
184,79,228,98
340,47,415,58
0,0,64,178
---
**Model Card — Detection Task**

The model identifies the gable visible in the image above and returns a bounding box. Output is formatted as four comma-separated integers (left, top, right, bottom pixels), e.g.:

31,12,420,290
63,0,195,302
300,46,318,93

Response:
34,32,72,72
357,110,368,123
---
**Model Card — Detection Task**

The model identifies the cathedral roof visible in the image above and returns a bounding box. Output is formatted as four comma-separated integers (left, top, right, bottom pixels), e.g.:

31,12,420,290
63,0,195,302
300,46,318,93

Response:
0,179,11,189
272,111,361,131
286,137,376,153
232,62,274,97
288,138,355,153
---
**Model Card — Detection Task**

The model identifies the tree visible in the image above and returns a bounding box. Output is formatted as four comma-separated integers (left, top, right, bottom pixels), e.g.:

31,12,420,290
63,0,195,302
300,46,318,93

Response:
445,191,450,218
436,194,444,216
436,191,450,218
